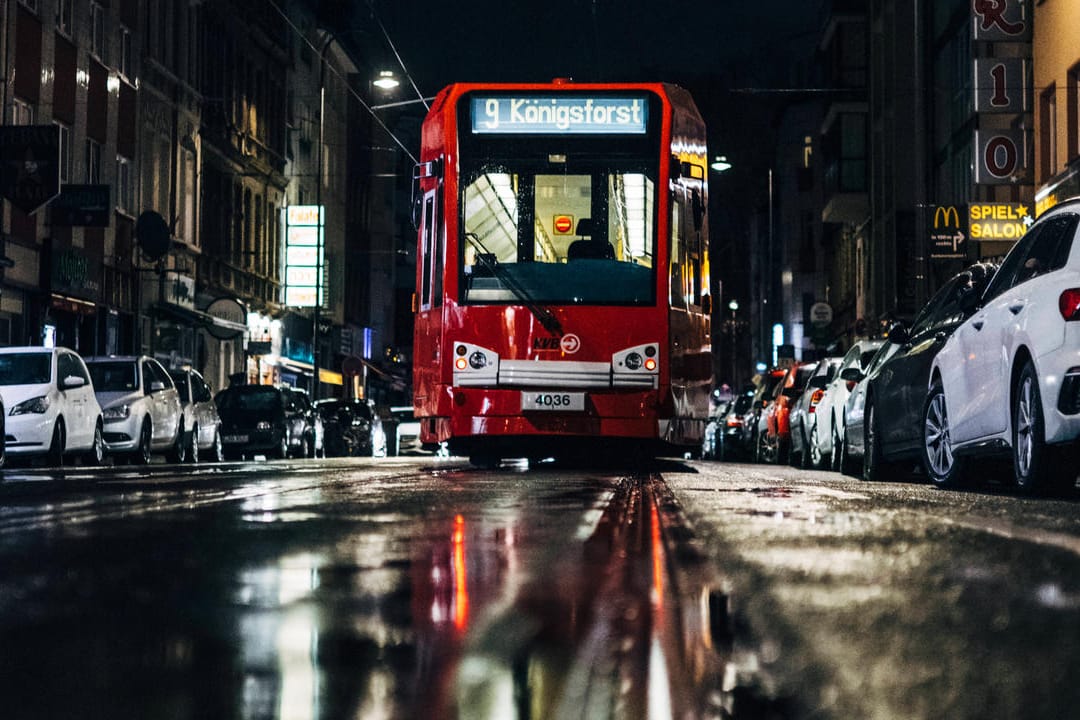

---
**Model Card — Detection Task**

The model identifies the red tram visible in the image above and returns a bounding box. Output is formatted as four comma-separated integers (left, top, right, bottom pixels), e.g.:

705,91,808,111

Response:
411,80,712,465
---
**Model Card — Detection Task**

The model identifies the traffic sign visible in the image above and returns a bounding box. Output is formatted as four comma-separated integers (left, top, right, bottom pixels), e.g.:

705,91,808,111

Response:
0,125,61,215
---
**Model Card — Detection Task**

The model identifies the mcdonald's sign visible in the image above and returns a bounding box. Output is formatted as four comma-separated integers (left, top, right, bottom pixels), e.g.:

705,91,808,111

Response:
929,205,967,260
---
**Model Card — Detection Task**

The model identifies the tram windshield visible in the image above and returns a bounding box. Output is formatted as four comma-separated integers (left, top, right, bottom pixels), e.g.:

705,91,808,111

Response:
461,165,656,305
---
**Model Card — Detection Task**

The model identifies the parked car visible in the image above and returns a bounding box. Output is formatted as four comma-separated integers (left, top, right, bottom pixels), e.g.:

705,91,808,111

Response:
316,398,386,457
216,384,294,459
926,199,1080,493
840,341,901,477
85,355,184,464
702,400,732,460
846,263,998,481
390,405,425,455
0,346,103,466
169,367,224,463
717,390,755,461
738,368,787,462
281,386,324,458
811,339,885,474
789,356,842,469
757,361,815,464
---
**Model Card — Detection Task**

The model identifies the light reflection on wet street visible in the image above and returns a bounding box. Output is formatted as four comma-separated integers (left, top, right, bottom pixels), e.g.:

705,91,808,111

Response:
0,458,734,720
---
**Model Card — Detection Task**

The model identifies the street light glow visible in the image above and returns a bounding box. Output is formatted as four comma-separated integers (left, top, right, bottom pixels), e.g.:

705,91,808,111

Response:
373,70,400,89
710,155,732,172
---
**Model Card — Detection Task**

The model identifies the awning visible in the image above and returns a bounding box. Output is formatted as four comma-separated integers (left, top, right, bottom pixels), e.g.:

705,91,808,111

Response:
154,302,247,336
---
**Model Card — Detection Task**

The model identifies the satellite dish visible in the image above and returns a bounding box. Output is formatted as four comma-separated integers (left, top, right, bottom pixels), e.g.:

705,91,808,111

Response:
135,210,171,260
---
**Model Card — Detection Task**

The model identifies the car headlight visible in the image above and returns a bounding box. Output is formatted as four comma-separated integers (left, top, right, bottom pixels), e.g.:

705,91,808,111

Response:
10,395,50,415
256,420,272,431
102,404,131,422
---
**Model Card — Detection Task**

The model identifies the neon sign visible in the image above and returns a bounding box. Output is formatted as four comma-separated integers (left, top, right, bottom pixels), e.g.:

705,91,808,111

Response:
471,96,648,135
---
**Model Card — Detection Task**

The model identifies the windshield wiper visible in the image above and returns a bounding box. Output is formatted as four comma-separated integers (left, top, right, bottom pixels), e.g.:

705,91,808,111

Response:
465,233,563,335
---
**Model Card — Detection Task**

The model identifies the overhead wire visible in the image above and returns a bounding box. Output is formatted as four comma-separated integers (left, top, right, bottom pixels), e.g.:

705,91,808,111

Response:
265,0,418,164
366,0,429,111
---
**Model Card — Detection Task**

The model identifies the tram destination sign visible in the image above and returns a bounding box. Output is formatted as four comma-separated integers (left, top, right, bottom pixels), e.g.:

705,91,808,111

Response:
472,96,648,135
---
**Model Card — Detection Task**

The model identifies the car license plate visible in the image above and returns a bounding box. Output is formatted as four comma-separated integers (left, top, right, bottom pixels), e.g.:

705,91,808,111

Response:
223,434,248,444
521,391,585,411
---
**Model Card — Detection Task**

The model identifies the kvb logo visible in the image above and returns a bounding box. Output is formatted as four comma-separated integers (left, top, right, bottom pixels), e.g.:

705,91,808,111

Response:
532,333,582,353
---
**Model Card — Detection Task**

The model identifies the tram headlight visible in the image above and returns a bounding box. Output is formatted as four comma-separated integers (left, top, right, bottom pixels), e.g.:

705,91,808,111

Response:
469,351,488,369
624,352,643,370
455,357,468,370
644,357,657,371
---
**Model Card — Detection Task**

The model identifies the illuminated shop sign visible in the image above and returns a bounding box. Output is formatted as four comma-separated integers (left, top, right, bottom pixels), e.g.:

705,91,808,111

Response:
471,96,648,134
283,205,323,308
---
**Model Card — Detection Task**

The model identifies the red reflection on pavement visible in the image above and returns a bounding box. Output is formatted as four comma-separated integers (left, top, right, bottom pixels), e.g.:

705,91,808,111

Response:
452,514,469,631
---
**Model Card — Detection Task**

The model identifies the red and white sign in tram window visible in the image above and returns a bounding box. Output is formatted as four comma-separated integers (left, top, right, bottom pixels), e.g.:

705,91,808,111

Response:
553,215,574,234
971,0,1032,187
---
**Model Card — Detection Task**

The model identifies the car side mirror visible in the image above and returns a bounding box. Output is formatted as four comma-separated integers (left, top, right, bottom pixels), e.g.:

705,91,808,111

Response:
149,380,166,393
840,367,862,383
60,375,86,390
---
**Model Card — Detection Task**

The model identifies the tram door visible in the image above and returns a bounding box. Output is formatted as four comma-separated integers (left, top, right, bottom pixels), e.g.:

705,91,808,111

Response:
414,187,444,412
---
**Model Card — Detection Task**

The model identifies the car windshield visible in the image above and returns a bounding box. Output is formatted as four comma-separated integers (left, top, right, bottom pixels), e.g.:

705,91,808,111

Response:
87,362,137,392
0,353,51,385
460,166,658,306
217,387,282,412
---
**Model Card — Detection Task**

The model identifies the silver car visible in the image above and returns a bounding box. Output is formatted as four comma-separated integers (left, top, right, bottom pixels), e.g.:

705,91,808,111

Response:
85,355,183,464
169,368,224,463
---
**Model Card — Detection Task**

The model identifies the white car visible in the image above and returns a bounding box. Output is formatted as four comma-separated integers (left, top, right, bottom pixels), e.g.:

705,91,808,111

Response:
0,346,104,466
390,405,423,455
811,339,884,473
169,367,224,463
85,355,183,464
925,198,1080,493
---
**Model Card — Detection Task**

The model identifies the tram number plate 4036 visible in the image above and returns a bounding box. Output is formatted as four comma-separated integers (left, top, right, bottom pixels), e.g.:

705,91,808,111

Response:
521,391,585,411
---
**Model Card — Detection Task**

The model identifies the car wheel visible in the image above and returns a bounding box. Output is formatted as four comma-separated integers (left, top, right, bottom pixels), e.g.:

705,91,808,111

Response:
187,424,200,464
863,400,898,482
922,379,965,488
301,434,313,459
275,432,289,459
83,421,104,466
0,416,6,470
209,428,224,463
809,426,823,469
168,427,187,464
1012,361,1071,494
830,424,843,473
47,419,66,467
132,420,152,465
798,429,811,469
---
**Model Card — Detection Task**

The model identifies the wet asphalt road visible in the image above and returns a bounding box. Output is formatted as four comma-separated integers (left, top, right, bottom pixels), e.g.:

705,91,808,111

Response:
0,456,1078,719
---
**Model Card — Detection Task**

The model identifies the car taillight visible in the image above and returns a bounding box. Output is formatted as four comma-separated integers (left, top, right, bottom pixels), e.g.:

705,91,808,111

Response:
808,389,824,412
1059,289,1080,321
726,416,744,428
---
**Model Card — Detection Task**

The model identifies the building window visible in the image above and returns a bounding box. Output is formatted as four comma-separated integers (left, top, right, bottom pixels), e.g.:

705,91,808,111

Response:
56,0,73,36
1040,83,1057,181
90,2,106,62
12,98,34,125
116,156,133,212
119,26,133,81
56,122,72,183
85,139,102,183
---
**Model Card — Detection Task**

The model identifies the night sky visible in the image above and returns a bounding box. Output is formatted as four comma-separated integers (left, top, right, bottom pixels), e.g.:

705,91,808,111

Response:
363,1,820,97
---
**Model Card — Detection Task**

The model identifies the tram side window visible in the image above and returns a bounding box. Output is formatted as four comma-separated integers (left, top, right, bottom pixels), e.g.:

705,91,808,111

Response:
670,197,686,309
433,189,444,307
421,194,434,308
